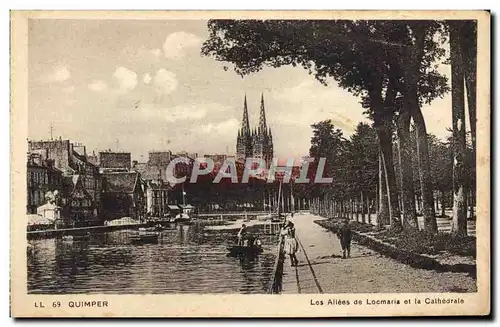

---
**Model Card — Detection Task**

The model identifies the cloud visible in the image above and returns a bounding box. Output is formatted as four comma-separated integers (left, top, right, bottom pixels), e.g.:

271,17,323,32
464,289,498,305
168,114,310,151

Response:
163,31,202,59
154,68,178,94
150,48,162,58
62,85,75,93
88,80,108,92
200,118,239,134
143,73,152,85
45,65,71,83
136,102,232,124
113,66,138,93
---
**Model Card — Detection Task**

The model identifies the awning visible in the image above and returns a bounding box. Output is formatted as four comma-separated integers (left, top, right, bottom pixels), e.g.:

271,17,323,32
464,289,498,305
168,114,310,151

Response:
27,214,54,226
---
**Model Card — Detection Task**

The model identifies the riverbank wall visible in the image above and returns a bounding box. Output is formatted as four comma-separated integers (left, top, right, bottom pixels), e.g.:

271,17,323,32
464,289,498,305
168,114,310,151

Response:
27,223,150,240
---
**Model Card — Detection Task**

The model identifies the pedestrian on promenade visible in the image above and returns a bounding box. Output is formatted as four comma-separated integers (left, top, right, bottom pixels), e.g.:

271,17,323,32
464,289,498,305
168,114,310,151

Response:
337,219,352,259
281,220,299,267
237,224,247,246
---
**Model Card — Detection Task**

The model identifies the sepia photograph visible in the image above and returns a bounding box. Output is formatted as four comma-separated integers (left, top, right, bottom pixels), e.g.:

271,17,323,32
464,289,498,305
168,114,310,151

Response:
10,10,490,317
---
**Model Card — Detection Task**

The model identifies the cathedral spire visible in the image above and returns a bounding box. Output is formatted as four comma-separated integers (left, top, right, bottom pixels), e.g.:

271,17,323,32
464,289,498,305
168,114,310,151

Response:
259,93,267,133
241,94,250,137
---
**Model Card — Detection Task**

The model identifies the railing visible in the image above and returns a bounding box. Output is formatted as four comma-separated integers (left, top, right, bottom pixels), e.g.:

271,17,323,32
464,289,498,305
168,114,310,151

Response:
267,234,285,294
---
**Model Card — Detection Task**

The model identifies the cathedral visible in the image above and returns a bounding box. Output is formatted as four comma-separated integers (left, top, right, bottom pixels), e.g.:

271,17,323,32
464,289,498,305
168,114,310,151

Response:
236,94,274,167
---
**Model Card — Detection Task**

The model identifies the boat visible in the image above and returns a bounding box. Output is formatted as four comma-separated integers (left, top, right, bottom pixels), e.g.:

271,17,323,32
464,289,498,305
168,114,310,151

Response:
169,185,195,225
130,230,159,245
130,234,159,245
153,224,168,231
227,236,263,257
227,245,263,257
61,235,74,242
73,233,91,241
171,213,192,224
257,213,272,221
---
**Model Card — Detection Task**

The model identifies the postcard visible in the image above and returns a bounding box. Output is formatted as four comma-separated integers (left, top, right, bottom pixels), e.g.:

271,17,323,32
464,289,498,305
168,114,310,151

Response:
10,10,490,317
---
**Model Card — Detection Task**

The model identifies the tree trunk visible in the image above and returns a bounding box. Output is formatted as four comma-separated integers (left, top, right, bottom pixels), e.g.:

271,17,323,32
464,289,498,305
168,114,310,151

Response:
367,196,372,224
371,79,402,231
375,183,379,222
378,150,390,227
460,20,477,157
440,190,446,217
398,24,438,234
411,108,438,233
396,104,419,231
360,192,365,224
460,21,477,225
469,189,475,220
354,198,358,221
434,193,439,213
450,21,469,237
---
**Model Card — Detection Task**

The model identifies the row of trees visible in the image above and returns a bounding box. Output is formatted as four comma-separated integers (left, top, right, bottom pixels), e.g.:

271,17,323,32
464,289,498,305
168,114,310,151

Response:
306,120,476,231
202,19,478,236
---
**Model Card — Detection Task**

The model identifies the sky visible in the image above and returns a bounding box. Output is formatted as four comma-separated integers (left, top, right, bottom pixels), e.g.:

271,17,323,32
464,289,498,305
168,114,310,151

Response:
28,19,459,162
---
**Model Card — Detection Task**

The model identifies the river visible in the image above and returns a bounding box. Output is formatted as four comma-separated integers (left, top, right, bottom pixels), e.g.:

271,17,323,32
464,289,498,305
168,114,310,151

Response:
27,222,279,294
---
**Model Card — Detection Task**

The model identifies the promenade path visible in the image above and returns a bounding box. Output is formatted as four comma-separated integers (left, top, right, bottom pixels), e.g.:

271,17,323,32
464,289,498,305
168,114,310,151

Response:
281,213,476,294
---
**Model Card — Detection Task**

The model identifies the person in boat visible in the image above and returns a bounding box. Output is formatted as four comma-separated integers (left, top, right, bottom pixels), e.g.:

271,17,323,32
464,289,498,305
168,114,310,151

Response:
337,219,352,259
281,220,299,267
237,224,247,246
254,236,262,248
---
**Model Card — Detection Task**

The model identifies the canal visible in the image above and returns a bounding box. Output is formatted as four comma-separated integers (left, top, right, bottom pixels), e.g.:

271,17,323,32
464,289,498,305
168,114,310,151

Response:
27,221,279,294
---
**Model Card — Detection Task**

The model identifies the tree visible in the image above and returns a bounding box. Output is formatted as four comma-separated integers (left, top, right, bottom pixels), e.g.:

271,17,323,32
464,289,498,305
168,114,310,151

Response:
449,20,468,236
428,133,453,217
308,120,347,213
350,123,379,223
399,22,447,234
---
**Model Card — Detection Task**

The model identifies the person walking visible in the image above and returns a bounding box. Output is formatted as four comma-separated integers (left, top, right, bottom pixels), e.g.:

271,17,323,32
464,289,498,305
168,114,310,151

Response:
281,220,299,267
337,219,352,259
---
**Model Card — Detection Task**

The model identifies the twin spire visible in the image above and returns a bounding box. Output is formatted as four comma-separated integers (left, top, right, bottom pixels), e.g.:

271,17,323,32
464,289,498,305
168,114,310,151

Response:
237,93,274,164
240,93,270,138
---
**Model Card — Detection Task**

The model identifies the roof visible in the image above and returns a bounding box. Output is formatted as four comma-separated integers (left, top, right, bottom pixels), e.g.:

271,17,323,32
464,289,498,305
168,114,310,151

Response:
102,172,139,193
27,214,54,225
167,205,181,210
132,162,147,173
72,150,97,168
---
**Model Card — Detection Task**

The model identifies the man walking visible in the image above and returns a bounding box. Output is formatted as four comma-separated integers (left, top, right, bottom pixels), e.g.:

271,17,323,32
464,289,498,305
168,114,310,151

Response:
337,219,352,259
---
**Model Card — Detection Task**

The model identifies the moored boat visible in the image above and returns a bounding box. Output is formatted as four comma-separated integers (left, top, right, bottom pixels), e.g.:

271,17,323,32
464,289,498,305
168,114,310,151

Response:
227,236,263,257
227,245,263,257
130,234,159,245
171,213,192,224
130,229,159,245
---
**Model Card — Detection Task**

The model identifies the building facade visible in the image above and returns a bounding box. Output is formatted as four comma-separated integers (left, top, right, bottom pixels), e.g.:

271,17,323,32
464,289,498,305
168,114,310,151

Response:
100,172,145,221
27,153,63,214
99,151,131,171
144,180,169,218
28,139,101,224
61,175,96,227
236,94,273,167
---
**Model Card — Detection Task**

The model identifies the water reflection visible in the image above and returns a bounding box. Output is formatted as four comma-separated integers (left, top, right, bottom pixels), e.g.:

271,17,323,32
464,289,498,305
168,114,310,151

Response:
27,223,278,294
